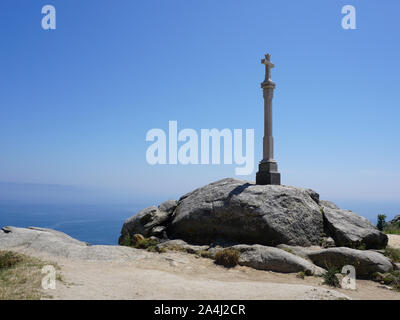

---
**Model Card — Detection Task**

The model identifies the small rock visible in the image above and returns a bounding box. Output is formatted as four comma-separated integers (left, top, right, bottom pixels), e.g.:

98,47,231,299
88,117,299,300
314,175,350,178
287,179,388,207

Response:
133,234,145,243
155,239,209,254
150,226,167,238
335,273,345,287
321,237,336,248
149,236,161,243
377,285,393,290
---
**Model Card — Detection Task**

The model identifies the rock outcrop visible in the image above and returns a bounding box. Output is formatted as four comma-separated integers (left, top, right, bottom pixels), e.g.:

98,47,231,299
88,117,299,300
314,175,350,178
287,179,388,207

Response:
321,202,388,249
120,178,388,252
117,177,392,277
155,239,325,275
307,247,394,278
119,200,177,243
168,178,324,246
232,244,326,275
0,226,151,261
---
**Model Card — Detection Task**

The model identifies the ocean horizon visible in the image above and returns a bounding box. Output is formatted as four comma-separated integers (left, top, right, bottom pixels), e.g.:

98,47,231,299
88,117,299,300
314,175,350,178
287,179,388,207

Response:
0,202,145,245
0,200,399,245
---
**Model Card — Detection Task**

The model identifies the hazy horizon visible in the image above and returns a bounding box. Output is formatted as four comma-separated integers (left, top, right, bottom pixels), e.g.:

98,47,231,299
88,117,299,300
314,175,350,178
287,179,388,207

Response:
1,1,399,226
0,181,399,225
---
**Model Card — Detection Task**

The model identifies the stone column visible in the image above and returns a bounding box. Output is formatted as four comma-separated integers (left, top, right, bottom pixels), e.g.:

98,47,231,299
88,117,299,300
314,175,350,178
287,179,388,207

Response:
256,54,281,185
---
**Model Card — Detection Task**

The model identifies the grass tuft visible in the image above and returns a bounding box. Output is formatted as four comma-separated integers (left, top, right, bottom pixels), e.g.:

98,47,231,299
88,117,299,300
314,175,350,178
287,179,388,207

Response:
134,238,159,252
322,267,340,287
0,251,23,269
0,250,57,300
384,247,400,263
214,249,240,268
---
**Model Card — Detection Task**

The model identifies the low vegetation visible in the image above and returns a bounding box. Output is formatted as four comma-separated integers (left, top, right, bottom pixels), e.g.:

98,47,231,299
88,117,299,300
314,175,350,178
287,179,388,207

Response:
134,238,160,252
376,214,387,231
0,250,51,300
373,271,400,292
382,271,400,291
383,247,400,263
322,267,340,287
378,213,400,234
214,249,240,268
120,234,161,252
384,221,400,235
119,233,133,247
0,251,23,269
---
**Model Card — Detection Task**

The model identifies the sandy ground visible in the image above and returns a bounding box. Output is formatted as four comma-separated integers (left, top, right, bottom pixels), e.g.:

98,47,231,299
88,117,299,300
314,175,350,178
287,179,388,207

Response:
4,234,399,300
44,251,399,300
7,234,392,300
388,234,400,249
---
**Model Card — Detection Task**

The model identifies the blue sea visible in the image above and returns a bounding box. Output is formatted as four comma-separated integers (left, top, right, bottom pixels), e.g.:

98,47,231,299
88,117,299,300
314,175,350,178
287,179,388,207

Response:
0,200,399,245
0,202,143,245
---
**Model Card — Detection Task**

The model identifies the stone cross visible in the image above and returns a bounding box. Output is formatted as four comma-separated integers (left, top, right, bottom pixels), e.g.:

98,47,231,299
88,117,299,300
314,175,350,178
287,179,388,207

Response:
261,54,274,83
256,53,281,185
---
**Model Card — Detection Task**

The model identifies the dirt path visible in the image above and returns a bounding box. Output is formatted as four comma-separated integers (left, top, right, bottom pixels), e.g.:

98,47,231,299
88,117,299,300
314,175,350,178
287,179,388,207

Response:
31,248,397,300
43,252,347,300
388,234,400,249
3,230,400,300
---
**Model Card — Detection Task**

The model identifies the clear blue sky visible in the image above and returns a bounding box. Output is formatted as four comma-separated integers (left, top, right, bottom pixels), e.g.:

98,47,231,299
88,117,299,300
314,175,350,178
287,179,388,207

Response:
0,0,399,205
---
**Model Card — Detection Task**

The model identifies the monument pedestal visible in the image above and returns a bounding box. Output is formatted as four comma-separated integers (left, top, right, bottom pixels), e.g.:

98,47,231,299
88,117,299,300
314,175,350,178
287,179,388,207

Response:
256,161,281,185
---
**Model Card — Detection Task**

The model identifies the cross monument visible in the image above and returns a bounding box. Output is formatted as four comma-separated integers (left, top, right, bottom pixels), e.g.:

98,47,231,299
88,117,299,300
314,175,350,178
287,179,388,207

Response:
256,53,281,185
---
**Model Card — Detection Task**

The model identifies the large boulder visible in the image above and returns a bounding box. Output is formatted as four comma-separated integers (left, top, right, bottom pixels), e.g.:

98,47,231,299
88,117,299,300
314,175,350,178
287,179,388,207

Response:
232,244,326,275
119,200,177,244
307,247,394,278
0,226,151,261
321,202,388,249
168,178,324,246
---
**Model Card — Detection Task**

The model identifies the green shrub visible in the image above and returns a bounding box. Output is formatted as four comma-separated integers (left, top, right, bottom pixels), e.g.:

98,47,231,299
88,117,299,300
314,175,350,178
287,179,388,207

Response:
385,229,400,235
384,220,400,235
322,268,340,287
377,214,387,231
381,271,400,291
214,249,240,268
134,238,159,251
155,246,167,253
296,271,306,279
384,247,400,263
120,233,132,247
0,251,22,269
